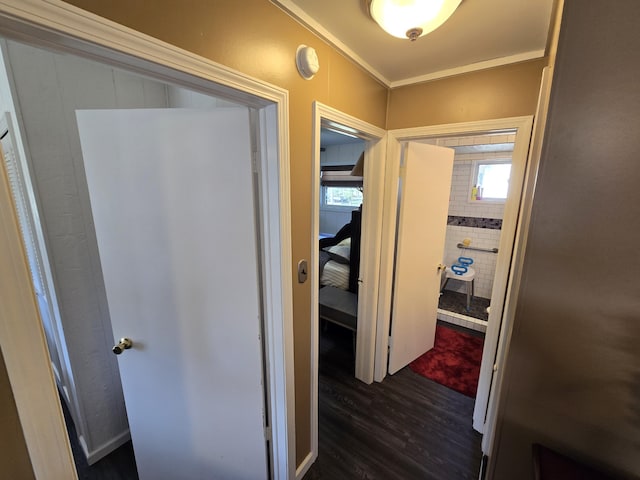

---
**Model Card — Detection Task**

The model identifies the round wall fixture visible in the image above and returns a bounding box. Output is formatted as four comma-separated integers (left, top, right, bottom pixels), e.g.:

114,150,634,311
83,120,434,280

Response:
296,45,319,80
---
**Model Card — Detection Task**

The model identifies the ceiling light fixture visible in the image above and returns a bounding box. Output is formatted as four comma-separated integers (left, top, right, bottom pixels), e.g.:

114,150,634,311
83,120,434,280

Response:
369,0,462,41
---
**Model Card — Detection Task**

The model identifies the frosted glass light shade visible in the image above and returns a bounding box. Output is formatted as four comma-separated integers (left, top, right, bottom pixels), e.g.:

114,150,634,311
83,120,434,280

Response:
370,0,462,40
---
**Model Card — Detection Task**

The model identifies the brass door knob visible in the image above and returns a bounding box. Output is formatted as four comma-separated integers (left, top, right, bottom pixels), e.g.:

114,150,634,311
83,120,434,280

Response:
112,337,133,355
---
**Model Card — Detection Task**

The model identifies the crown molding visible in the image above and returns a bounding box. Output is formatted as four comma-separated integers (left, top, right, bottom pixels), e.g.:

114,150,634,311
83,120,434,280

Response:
389,50,546,88
272,1,547,89
272,0,391,87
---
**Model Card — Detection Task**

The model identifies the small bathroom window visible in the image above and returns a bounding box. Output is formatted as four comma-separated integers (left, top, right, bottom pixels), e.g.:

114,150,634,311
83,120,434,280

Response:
470,159,511,202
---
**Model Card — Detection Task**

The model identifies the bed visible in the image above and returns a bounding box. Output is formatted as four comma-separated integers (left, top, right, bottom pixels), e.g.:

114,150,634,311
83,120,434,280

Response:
319,209,361,293
318,209,361,335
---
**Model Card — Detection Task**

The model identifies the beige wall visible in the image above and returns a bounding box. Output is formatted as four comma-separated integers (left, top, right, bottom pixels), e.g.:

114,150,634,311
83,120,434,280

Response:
0,352,35,479
387,58,547,129
0,0,548,470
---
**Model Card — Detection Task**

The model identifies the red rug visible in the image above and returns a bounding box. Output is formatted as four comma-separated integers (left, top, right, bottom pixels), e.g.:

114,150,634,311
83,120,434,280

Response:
409,324,484,398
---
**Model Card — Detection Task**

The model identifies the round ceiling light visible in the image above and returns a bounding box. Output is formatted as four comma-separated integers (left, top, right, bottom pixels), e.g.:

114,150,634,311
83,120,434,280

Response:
369,0,462,41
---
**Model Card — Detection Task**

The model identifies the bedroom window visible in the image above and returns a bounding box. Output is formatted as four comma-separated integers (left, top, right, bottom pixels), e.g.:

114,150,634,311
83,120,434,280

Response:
320,164,363,208
324,186,363,207
471,159,511,202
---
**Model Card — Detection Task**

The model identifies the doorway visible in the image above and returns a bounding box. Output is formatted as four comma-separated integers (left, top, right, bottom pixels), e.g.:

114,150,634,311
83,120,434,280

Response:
426,131,518,333
375,117,534,447
304,102,386,475
317,127,365,368
0,6,294,478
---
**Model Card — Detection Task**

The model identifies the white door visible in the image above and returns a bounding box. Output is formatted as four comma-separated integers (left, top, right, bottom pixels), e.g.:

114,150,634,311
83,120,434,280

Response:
77,108,268,480
388,142,453,374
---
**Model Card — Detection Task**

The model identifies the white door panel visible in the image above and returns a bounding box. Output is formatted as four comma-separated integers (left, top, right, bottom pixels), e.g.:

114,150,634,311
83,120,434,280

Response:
78,108,268,480
388,142,453,375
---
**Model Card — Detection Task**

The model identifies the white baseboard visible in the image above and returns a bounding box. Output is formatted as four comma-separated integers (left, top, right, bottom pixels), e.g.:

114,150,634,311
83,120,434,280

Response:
81,429,131,466
295,451,315,480
437,309,487,333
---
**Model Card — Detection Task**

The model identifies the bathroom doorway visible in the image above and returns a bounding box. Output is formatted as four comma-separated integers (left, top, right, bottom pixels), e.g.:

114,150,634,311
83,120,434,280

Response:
425,131,517,335
375,117,534,439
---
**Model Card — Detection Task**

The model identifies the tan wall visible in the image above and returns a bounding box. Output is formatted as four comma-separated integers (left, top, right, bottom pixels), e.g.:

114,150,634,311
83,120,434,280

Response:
0,352,35,479
61,0,387,465
387,58,547,129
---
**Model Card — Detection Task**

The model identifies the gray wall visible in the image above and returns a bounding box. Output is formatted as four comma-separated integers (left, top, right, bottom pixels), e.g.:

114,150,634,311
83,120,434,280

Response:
492,1,640,478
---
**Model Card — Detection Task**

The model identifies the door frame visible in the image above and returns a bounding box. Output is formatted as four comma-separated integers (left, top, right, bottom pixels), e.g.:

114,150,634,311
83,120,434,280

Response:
374,116,534,442
303,101,386,478
0,1,295,479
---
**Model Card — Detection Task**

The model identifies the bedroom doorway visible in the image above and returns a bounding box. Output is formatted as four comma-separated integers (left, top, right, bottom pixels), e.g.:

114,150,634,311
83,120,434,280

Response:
307,102,386,473
317,127,365,368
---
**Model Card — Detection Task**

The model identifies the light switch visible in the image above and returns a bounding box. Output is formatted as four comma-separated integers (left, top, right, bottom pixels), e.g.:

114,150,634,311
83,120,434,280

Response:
297,260,308,283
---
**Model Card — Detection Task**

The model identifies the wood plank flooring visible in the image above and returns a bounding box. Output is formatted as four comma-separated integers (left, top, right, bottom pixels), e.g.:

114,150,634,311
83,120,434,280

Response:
303,322,483,480
63,320,481,479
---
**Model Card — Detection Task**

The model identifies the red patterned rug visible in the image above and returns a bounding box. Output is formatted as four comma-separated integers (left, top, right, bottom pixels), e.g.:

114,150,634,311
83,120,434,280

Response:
409,324,484,398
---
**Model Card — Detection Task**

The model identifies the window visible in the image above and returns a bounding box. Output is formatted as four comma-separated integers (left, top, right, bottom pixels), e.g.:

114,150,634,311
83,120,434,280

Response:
471,160,511,202
324,186,363,207
320,164,363,208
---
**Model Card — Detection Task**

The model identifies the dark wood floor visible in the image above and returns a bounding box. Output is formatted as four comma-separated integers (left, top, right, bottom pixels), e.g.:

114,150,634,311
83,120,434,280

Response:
63,321,481,480
303,322,483,480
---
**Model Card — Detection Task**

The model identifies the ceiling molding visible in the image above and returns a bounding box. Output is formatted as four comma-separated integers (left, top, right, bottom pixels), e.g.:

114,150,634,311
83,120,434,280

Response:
389,50,546,88
273,1,548,89
272,0,391,86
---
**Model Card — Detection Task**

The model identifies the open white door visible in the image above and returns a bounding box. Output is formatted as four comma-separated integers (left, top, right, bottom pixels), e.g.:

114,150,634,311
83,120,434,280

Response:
388,142,453,375
77,108,268,480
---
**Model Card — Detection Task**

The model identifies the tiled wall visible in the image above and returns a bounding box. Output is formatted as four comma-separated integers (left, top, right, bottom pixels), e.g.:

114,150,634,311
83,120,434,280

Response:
426,133,515,300
443,224,501,298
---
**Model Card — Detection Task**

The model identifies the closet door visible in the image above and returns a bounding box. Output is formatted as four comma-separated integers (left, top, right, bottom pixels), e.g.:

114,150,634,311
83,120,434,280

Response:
78,107,269,480
388,142,453,375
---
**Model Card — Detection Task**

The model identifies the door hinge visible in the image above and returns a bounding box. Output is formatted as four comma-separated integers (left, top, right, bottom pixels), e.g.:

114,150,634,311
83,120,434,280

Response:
388,335,392,347
263,425,272,441
493,363,498,372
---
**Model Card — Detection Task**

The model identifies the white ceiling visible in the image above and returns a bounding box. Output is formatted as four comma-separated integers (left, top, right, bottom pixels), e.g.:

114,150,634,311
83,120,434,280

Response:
273,0,555,87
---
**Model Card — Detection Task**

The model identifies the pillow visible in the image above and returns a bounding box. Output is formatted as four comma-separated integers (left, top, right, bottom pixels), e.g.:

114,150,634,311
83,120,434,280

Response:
323,244,350,265
336,237,351,247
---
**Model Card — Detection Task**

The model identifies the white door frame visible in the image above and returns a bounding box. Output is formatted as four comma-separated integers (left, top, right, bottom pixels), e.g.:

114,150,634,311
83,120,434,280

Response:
301,101,386,478
0,1,295,479
374,116,534,443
